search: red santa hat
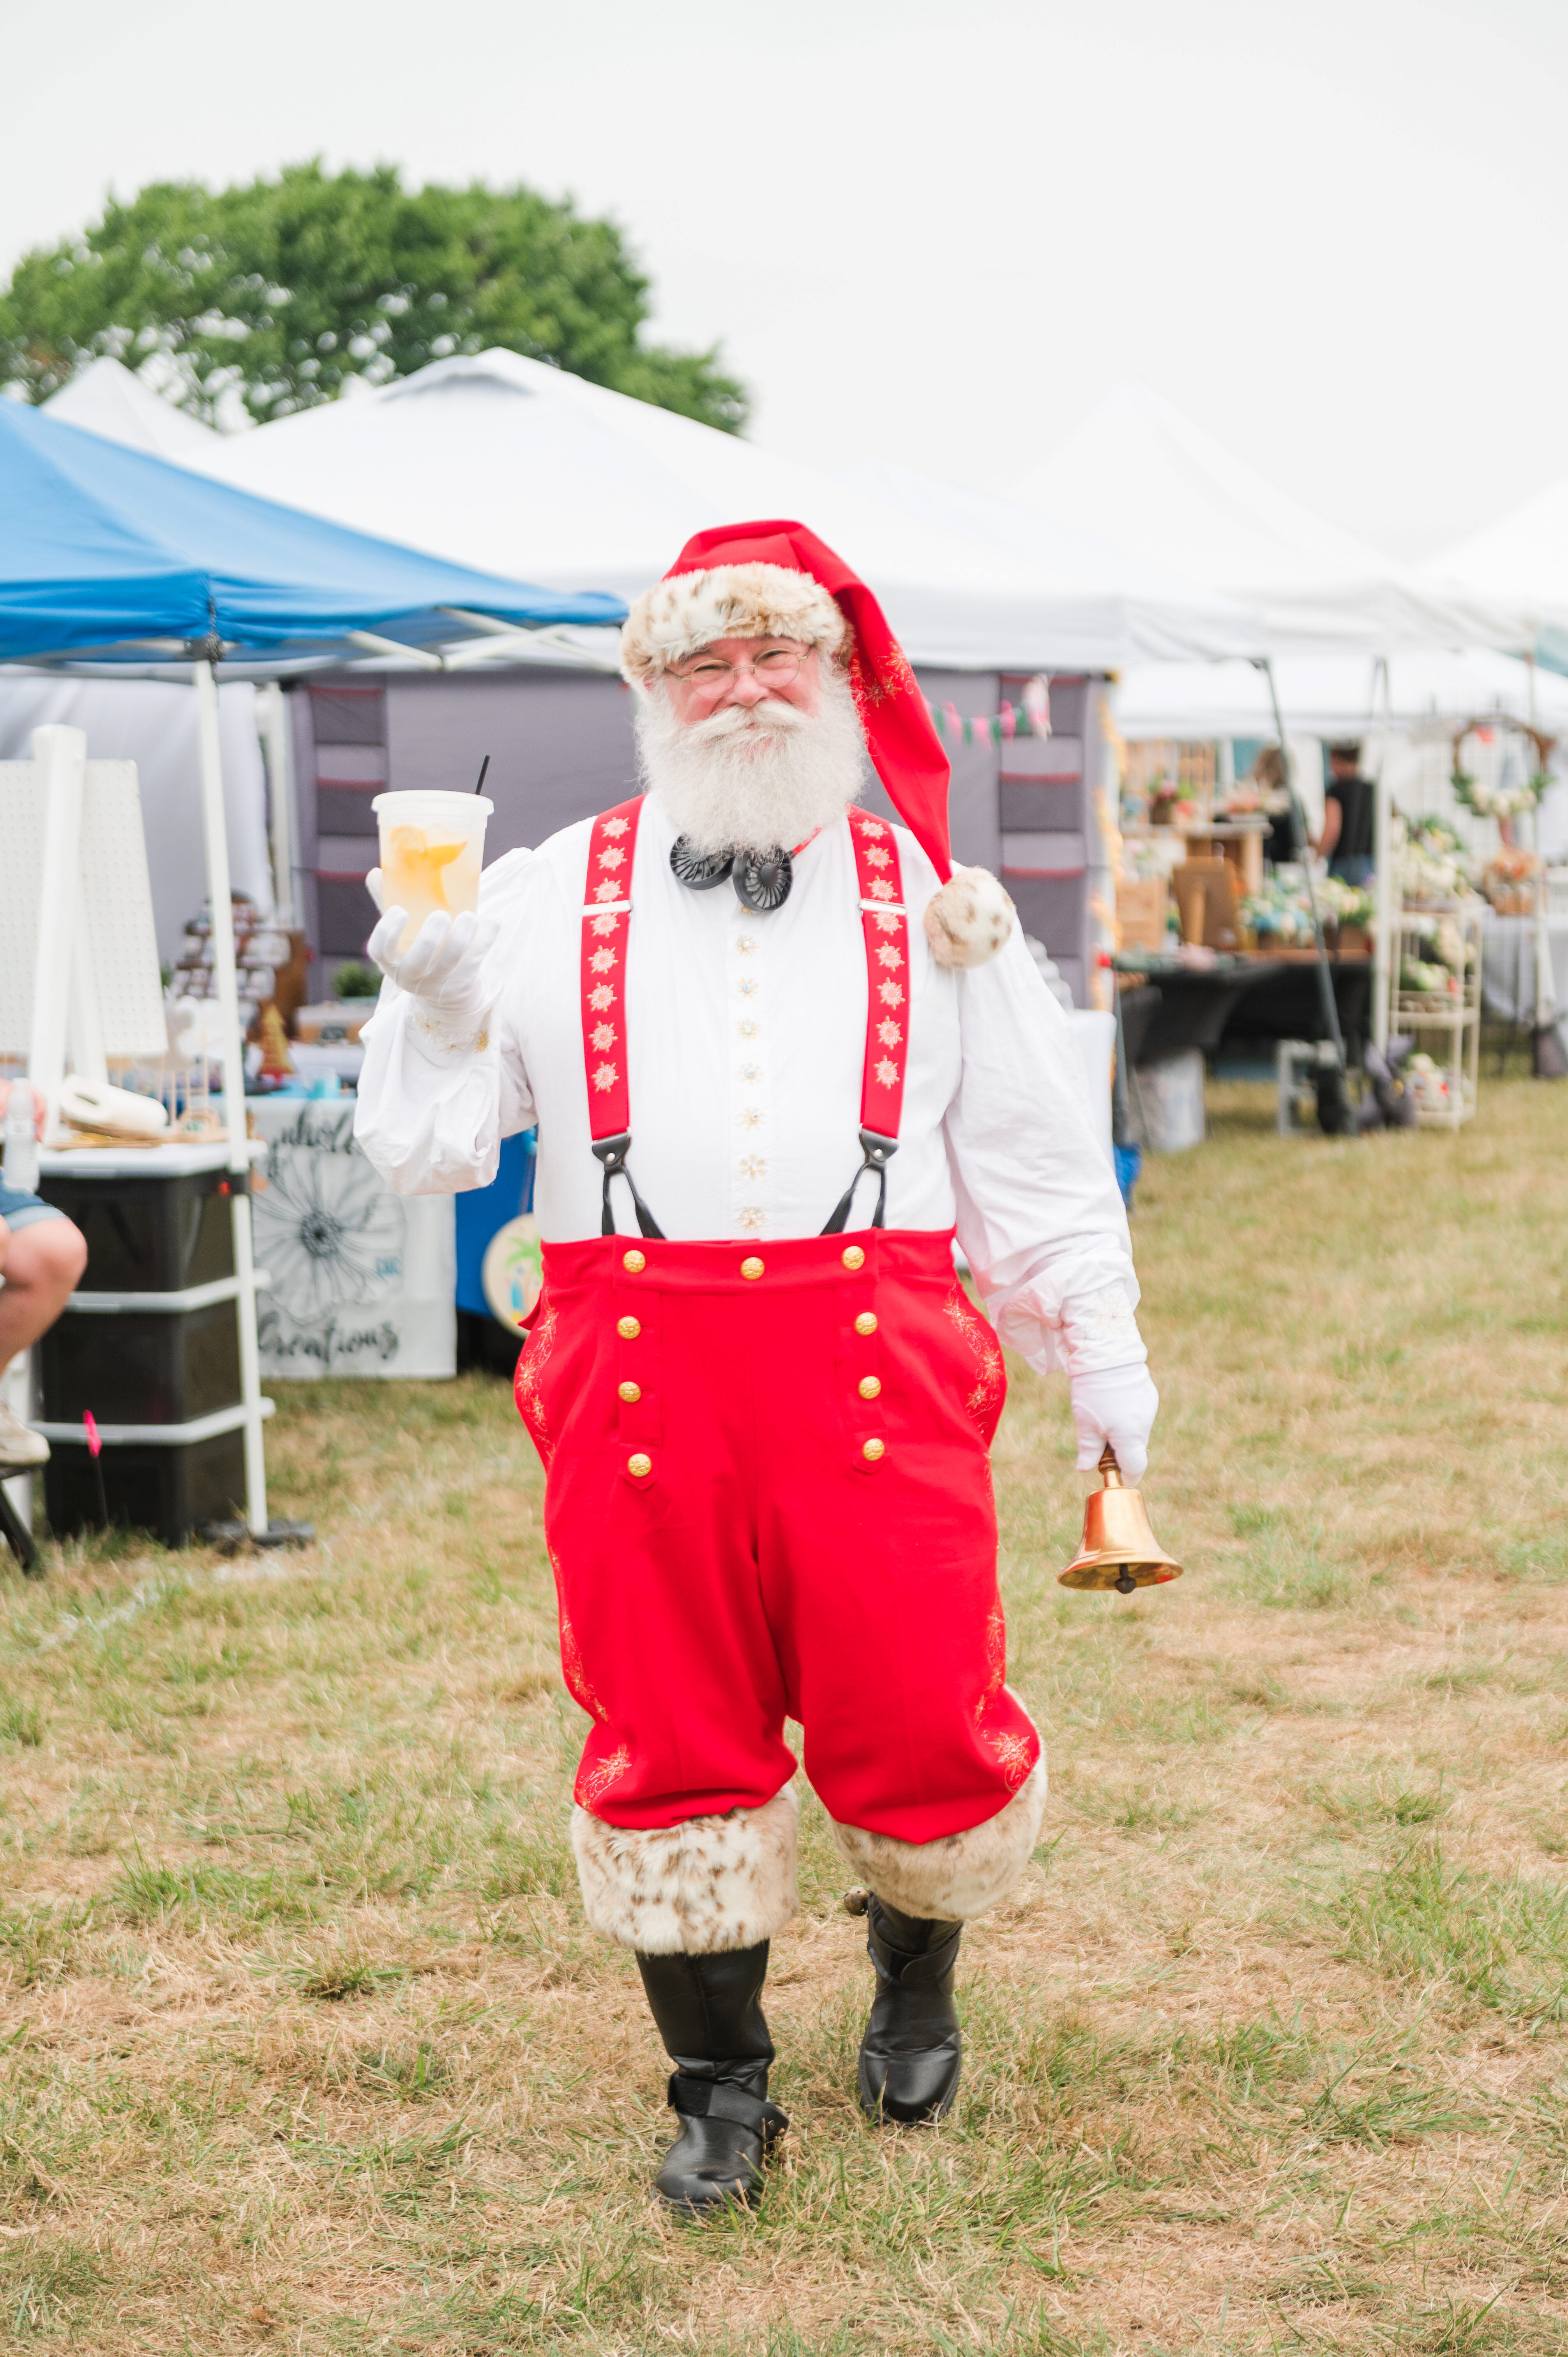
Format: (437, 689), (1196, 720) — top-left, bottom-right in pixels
(620, 519), (954, 884)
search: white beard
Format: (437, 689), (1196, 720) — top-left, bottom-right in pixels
(634, 661), (869, 854)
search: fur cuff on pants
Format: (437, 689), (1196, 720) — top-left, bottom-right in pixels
(571, 1788), (799, 1955)
(831, 1753), (1047, 1921)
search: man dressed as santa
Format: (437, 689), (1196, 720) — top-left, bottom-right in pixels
(355, 522), (1158, 2217)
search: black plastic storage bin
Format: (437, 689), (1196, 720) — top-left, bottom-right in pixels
(37, 1167), (236, 1292)
(43, 1429), (247, 1548)
(33, 1152), (252, 1551)
(39, 1299), (242, 1427)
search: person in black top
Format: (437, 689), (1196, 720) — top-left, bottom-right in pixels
(1316, 741), (1375, 884)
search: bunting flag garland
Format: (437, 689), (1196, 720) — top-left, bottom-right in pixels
(925, 675), (1051, 749)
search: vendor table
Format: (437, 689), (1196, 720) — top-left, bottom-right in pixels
(247, 1097), (455, 1378)
(1117, 955), (1374, 1063)
(1480, 912), (1568, 1026)
(1128, 972), (1257, 1066)
(1220, 957), (1373, 1055)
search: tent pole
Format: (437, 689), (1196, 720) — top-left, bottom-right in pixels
(1526, 654), (1558, 1056)
(256, 682), (297, 928)
(1372, 656), (1393, 1053)
(194, 661), (268, 1538)
(1257, 657), (1351, 1097)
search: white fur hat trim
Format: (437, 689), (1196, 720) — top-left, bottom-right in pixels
(620, 562), (848, 683)
(924, 866), (1015, 970)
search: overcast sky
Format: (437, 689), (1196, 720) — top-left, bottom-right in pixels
(4, 0), (1564, 560)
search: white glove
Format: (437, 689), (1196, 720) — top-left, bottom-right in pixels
(367, 903), (498, 1050)
(1069, 1362), (1159, 1486)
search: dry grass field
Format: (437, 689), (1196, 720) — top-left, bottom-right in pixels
(4, 1078), (1568, 2355)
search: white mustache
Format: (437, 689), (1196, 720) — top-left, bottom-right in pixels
(689, 697), (808, 742)
(634, 660), (868, 857)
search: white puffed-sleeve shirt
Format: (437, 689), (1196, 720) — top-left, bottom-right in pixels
(353, 798), (1142, 1375)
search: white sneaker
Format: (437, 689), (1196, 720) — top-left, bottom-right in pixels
(0, 1399), (49, 1468)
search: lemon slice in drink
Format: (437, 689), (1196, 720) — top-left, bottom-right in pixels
(385, 825), (466, 912)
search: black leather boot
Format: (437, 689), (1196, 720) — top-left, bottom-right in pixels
(857, 1894), (963, 2125)
(635, 1942), (788, 2216)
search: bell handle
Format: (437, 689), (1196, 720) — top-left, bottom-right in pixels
(1098, 1441), (1125, 1489)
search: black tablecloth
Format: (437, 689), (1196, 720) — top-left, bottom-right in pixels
(1119, 960), (1372, 1064)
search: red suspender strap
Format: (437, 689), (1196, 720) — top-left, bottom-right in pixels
(579, 798), (664, 1240)
(847, 810), (909, 1142)
(820, 810), (910, 1235)
(580, 798), (642, 1141)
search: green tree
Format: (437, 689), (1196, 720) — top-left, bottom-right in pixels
(0, 161), (747, 432)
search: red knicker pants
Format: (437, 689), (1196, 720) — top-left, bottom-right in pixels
(515, 1228), (1040, 1845)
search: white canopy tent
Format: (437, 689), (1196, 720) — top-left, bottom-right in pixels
(839, 458), (1266, 664)
(1115, 648), (1568, 741)
(162, 348), (1269, 673)
(1116, 648), (1568, 860)
(1116, 641), (1568, 859)
(1014, 382), (1527, 658)
(45, 355), (223, 465)
(1429, 485), (1568, 677)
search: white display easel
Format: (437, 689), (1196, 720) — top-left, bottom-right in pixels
(0, 728), (169, 1087)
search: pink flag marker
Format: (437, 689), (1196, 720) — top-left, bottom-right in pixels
(82, 1410), (110, 1530)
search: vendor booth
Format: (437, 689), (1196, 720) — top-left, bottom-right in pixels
(1009, 389), (1567, 1130)
(0, 399), (623, 1550)
(1105, 654), (1568, 1127)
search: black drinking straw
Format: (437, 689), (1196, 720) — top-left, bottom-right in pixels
(475, 756), (491, 793)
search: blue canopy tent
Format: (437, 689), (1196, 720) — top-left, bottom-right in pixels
(0, 396), (623, 666)
(0, 398), (627, 1542)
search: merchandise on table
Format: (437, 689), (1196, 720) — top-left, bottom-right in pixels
(1481, 845), (1541, 915)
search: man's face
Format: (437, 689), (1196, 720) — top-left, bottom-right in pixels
(1330, 755), (1358, 779)
(633, 626), (862, 855)
(663, 636), (821, 730)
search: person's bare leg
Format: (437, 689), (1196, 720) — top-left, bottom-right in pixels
(0, 1217), (87, 1375)
(0, 1216), (85, 1467)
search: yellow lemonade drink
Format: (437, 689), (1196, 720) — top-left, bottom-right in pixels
(373, 790), (493, 953)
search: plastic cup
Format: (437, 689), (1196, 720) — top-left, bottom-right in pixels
(373, 790), (493, 953)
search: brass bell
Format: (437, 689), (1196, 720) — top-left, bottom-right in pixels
(1058, 1444), (1183, 1595)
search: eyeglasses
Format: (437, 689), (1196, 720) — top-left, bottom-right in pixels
(666, 646), (807, 691)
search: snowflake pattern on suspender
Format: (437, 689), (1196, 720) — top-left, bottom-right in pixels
(846, 811), (910, 1140)
(579, 802), (642, 1145)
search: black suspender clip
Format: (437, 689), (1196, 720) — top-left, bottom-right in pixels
(820, 1128), (899, 1236)
(591, 1132), (666, 1240)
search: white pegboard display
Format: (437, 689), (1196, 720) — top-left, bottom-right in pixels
(0, 762), (43, 1062)
(0, 757), (167, 1061)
